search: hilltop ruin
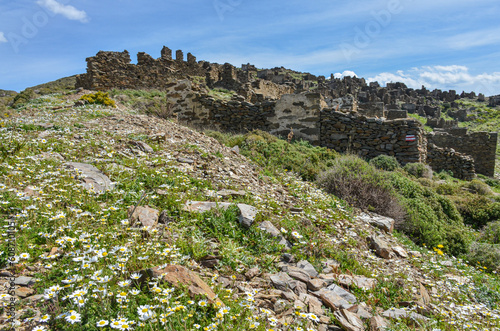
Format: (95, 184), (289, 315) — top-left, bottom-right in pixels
(76, 47), (498, 179)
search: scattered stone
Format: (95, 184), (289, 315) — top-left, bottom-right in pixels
(230, 145), (240, 154)
(128, 206), (159, 229)
(281, 253), (295, 263)
(237, 204), (257, 228)
(23, 186), (40, 197)
(357, 212), (395, 233)
(307, 278), (327, 291)
(417, 284), (431, 305)
(270, 272), (296, 292)
(295, 281), (308, 295)
(370, 315), (389, 330)
(259, 221), (281, 237)
(409, 250), (422, 258)
(439, 260), (453, 267)
(199, 255), (220, 268)
(0, 270), (13, 277)
(139, 265), (222, 305)
(65, 162), (115, 193)
(245, 267), (260, 280)
(324, 284), (357, 304)
(15, 287), (34, 298)
(333, 309), (364, 331)
(37, 152), (65, 161)
(14, 276), (34, 286)
(382, 308), (428, 321)
(129, 140), (154, 153)
(177, 157), (195, 164)
(367, 235), (395, 259)
(337, 275), (377, 291)
(392, 246), (408, 258)
(290, 207), (303, 213)
(217, 189), (246, 197)
(318, 291), (353, 310)
(288, 267), (311, 283)
(296, 260), (319, 278)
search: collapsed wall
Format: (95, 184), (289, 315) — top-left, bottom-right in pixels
(426, 144), (476, 180)
(76, 48), (217, 91)
(427, 129), (497, 177)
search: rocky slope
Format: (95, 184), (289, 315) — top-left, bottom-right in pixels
(0, 92), (499, 330)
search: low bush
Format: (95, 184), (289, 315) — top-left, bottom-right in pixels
(209, 129), (338, 181)
(12, 89), (36, 108)
(79, 91), (116, 107)
(390, 172), (470, 256)
(467, 179), (493, 196)
(404, 162), (433, 179)
(481, 221), (500, 244)
(466, 242), (500, 273)
(435, 182), (460, 195)
(457, 196), (500, 229)
(317, 155), (406, 222)
(369, 155), (400, 171)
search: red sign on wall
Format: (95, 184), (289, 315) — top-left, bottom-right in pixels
(406, 135), (416, 142)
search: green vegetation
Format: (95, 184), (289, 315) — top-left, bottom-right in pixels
(79, 91), (116, 107)
(403, 162), (433, 179)
(28, 75), (77, 95)
(12, 89), (37, 108)
(2, 90), (500, 330)
(208, 88), (235, 100)
(206, 129), (338, 181)
(369, 154), (400, 171)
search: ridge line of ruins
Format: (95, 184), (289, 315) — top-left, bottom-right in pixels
(76, 46), (500, 179)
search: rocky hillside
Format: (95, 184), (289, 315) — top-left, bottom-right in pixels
(0, 92), (499, 331)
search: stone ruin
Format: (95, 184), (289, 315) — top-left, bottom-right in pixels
(75, 46), (499, 179)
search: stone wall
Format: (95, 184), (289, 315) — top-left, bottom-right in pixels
(427, 129), (497, 177)
(427, 144), (475, 180)
(76, 49), (216, 91)
(320, 110), (427, 166)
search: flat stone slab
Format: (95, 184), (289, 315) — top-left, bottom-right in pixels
(324, 283), (357, 304)
(382, 308), (428, 321)
(65, 162), (115, 193)
(297, 260), (319, 278)
(357, 212), (395, 233)
(14, 276), (34, 286)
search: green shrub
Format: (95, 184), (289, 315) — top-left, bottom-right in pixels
(404, 162), (433, 179)
(317, 155), (406, 222)
(12, 89), (36, 108)
(457, 196), (500, 229)
(209, 129), (338, 181)
(482, 221), (500, 244)
(369, 155), (400, 171)
(467, 179), (493, 195)
(390, 172), (470, 256)
(79, 91), (116, 107)
(466, 242), (500, 273)
(435, 182), (460, 195)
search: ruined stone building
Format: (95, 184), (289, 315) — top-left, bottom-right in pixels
(76, 46), (498, 179)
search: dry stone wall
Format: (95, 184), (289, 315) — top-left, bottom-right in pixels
(320, 110), (426, 165)
(426, 144), (475, 180)
(427, 129), (497, 177)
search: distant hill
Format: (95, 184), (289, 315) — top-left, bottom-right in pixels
(27, 75), (77, 94)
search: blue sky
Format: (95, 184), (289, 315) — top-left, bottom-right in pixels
(1, 0), (500, 95)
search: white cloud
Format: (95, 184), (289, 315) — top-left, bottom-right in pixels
(36, 0), (89, 23)
(0, 32), (7, 43)
(334, 71), (357, 79)
(367, 66), (500, 96)
(446, 28), (500, 50)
